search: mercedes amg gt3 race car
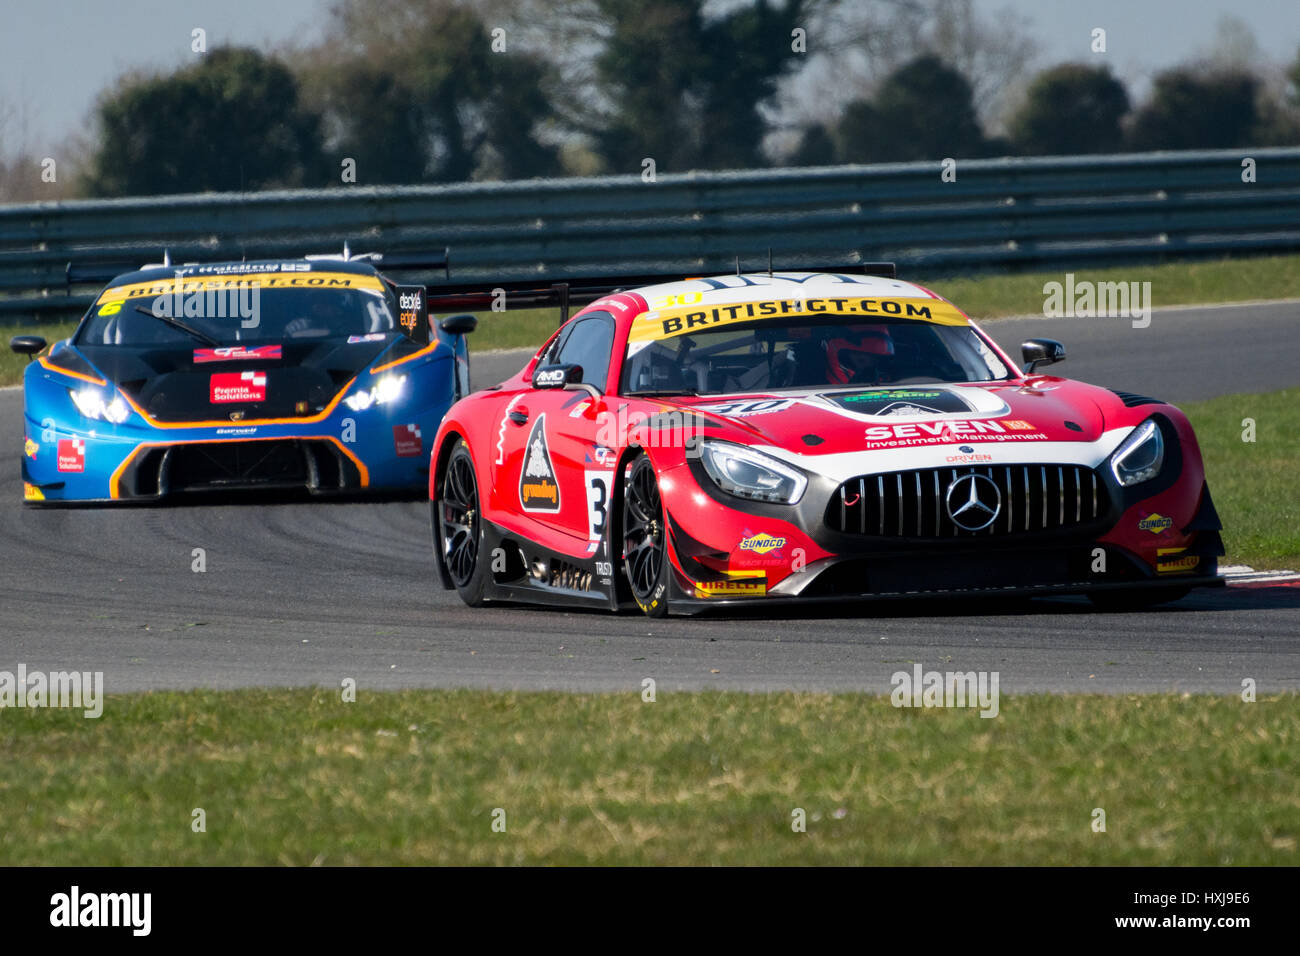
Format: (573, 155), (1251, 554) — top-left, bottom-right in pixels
(428, 264), (1224, 615)
(13, 251), (474, 502)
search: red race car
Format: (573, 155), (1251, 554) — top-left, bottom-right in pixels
(427, 265), (1224, 616)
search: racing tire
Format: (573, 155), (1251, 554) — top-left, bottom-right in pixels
(437, 439), (490, 607)
(1086, 586), (1192, 610)
(621, 454), (670, 618)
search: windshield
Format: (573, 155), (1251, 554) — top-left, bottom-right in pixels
(78, 283), (399, 347)
(621, 316), (1013, 395)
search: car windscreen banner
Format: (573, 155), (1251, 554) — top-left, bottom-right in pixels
(395, 285), (429, 344)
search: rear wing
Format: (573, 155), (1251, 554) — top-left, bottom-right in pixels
(65, 247), (451, 294)
(424, 261), (899, 325)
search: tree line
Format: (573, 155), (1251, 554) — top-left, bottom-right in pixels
(36, 0), (1300, 197)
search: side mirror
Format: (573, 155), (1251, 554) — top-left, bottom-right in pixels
(1021, 338), (1065, 375)
(532, 363), (583, 390)
(10, 336), (46, 361)
(439, 313), (477, 336)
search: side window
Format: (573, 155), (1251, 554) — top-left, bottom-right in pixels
(552, 313), (615, 387)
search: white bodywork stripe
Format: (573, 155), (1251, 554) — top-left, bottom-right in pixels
(751, 426), (1136, 482)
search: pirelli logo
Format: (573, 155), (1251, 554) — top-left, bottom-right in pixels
(1156, 547), (1200, 574)
(630, 297), (968, 342)
(694, 571), (767, 598)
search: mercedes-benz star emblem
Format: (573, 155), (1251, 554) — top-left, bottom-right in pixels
(945, 473), (1002, 531)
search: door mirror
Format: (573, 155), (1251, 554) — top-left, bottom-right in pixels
(1021, 338), (1065, 374)
(9, 336), (46, 361)
(439, 313), (477, 336)
(533, 363), (582, 390)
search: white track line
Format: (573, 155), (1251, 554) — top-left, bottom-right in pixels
(1222, 565), (1300, 585)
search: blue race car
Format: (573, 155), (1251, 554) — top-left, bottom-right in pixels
(12, 252), (475, 503)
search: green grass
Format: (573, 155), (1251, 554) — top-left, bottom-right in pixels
(920, 253), (1300, 321)
(456, 253), (1300, 352)
(1182, 388), (1300, 571)
(0, 320), (78, 387)
(1, 689), (1294, 865)
(465, 307), (562, 353)
(5, 255), (1300, 383)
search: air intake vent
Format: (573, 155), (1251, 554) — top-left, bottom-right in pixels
(1109, 390), (1161, 408)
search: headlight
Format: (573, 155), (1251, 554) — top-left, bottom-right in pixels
(69, 387), (129, 424)
(699, 440), (807, 504)
(343, 373), (407, 411)
(1109, 419), (1165, 486)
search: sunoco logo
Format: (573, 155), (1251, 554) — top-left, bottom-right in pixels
(738, 533), (786, 554)
(1138, 513), (1173, 534)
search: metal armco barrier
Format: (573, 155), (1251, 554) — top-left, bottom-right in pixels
(3, 147), (1299, 323)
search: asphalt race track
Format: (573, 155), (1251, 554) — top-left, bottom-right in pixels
(2, 301), (1298, 694)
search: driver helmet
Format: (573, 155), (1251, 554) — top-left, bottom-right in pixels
(825, 325), (894, 384)
(285, 289), (351, 336)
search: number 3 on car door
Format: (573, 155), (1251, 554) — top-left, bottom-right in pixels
(585, 471), (610, 545)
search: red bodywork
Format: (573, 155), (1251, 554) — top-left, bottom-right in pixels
(429, 286), (1221, 612)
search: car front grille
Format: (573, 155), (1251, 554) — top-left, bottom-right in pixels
(826, 464), (1109, 538)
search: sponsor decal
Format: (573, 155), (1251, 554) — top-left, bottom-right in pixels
(394, 285), (428, 344)
(519, 415), (560, 512)
(847, 389), (944, 401)
(865, 418), (1046, 447)
(393, 424), (422, 458)
(535, 368), (567, 388)
(1157, 547), (1200, 574)
(569, 400), (591, 418)
(584, 444), (616, 467)
(24, 437), (38, 460)
(96, 271), (385, 304)
(738, 533), (787, 555)
(23, 482), (44, 501)
(216, 427), (257, 436)
(495, 396), (525, 465)
(699, 398), (795, 418)
(695, 571), (767, 598)
(945, 452), (993, 464)
(347, 333), (387, 344)
(193, 345), (281, 364)
(1138, 513), (1174, 534)
(830, 388), (970, 417)
(630, 296), (969, 342)
(193, 262), (310, 275)
(210, 371), (267, 403)
(398, 293), (420, 331)
(877, 402), (945, 416)
(57, 438), (85, 473)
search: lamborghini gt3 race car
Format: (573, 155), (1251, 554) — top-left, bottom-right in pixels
(14, 252), (473, 502)
(428, 265), (1224, 615)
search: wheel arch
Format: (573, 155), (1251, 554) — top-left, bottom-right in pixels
(429, 428), (468, 590)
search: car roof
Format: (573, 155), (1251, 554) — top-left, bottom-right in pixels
(629, 271), (937, 304)
(103, 257), (381, 288)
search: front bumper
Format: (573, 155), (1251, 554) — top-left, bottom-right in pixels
(657, 444), (1223, 610)
(21, 408), (446, 502)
